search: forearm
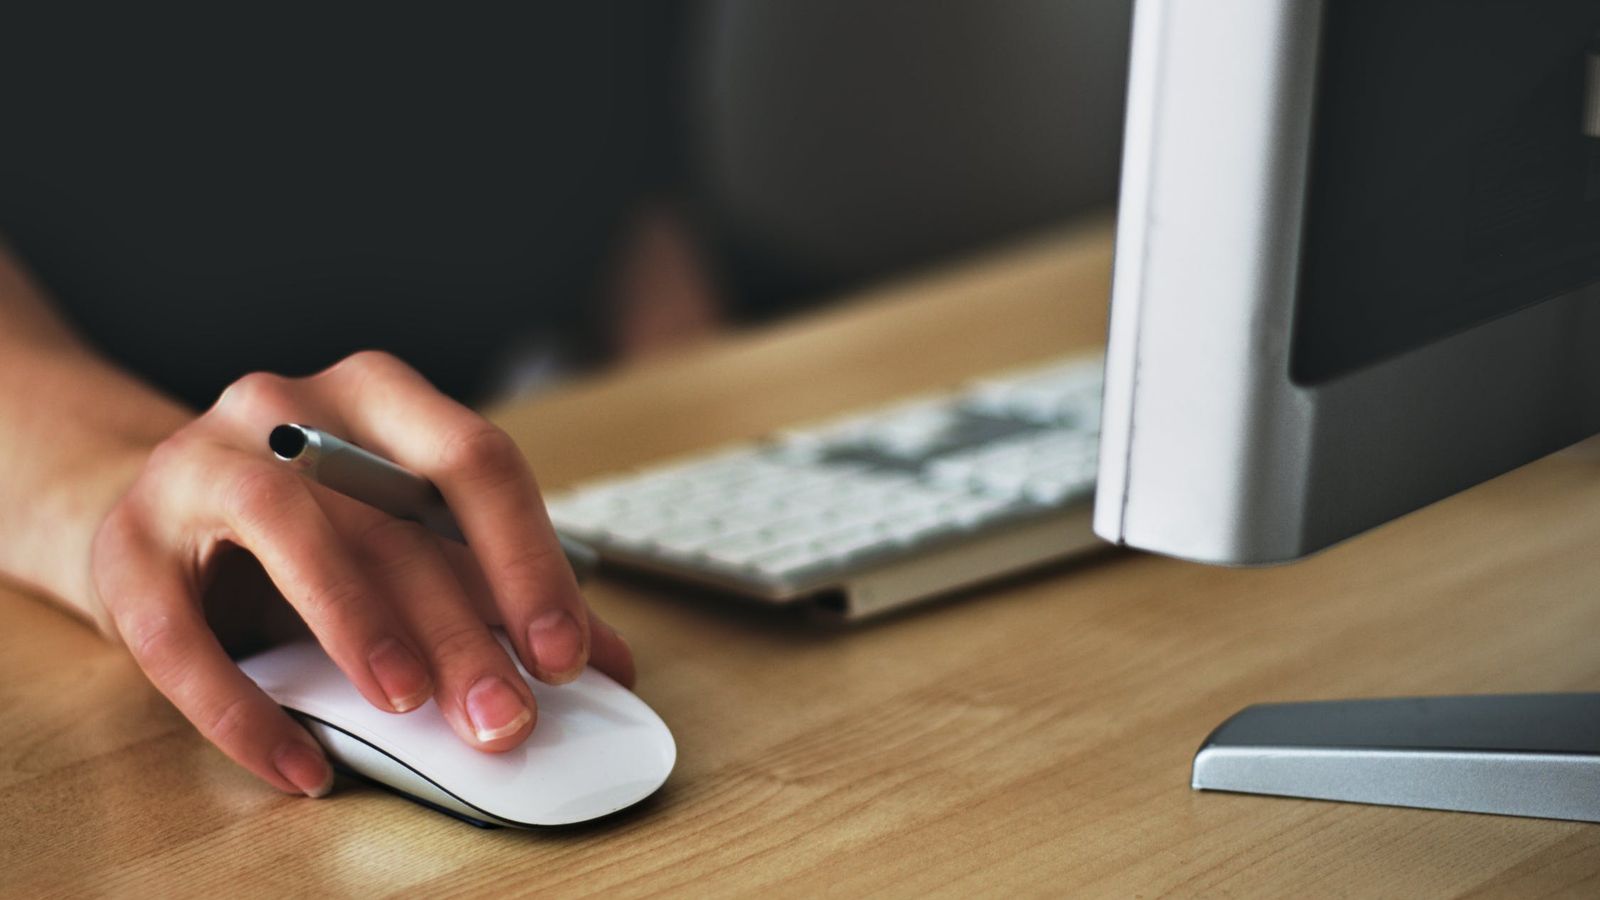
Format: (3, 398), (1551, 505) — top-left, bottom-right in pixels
(0, 242), (191, 631)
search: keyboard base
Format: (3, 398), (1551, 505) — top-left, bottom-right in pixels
(597, 503), (1104, 621)
(816, 504), (1103, 620)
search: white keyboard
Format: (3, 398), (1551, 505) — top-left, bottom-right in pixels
(546, 353), (1107, 620)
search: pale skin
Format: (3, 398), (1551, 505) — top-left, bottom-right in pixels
(0, 208), (721, 799)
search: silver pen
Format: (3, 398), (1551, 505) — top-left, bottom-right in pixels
(268, 423), (599, 579)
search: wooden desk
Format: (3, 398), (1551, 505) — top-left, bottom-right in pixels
(8, 222), (1600, 897)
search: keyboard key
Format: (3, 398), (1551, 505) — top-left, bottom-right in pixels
(883, 511), (955, 545)
(808, 525), (893, 563)
(1027, 477), (1090, 505)
(749, 544), (834, 580)
(596, 522), (662, 548)
(942, 496), (1020, 528)
(651, 522), (729, 556)
(704, 535), (783, 569)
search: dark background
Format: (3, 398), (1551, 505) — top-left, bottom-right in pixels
(0, 2), (1132, 406)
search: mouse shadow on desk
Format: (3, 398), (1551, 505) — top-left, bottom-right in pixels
(593, 548), (1130, 641)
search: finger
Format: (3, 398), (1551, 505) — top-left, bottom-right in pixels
(207, 370), (337, 448)
(585, 609), (636, 689)
(94, 511), (333, 797)
(315, 351), (590, 684)
(323, 495), (539, 751)
(436, 539), (637, 688)
(162, 440), (433, 716)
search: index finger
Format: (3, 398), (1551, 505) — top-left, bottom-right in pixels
(312, 351), (591, 684)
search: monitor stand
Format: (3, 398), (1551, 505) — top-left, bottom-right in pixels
(1192, 694), (1600, 822)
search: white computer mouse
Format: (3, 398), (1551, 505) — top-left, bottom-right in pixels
(238, 632), (675, 827)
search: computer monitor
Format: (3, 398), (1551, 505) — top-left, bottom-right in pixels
(1094, 0), (1600, 821)
(1096, 0), (1600, 566)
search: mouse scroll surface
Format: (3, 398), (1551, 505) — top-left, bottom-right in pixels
(238, 635), (675, 827)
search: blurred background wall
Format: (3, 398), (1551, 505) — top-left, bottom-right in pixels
(691, 0), (1132, 320)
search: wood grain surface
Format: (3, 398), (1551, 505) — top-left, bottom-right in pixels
(7, 221), (1600, 898)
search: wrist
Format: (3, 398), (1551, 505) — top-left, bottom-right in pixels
(23, 438), (163, 636)
(0, 346), (192, 635)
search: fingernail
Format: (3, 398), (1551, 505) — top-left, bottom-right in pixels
(465, 676), (532, 743)
(527, 609), (584, 681)
(368, 638), (432, 712)
(274, 741), (334, 798)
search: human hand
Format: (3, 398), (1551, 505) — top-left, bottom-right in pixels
(90, 351), (634, 797)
